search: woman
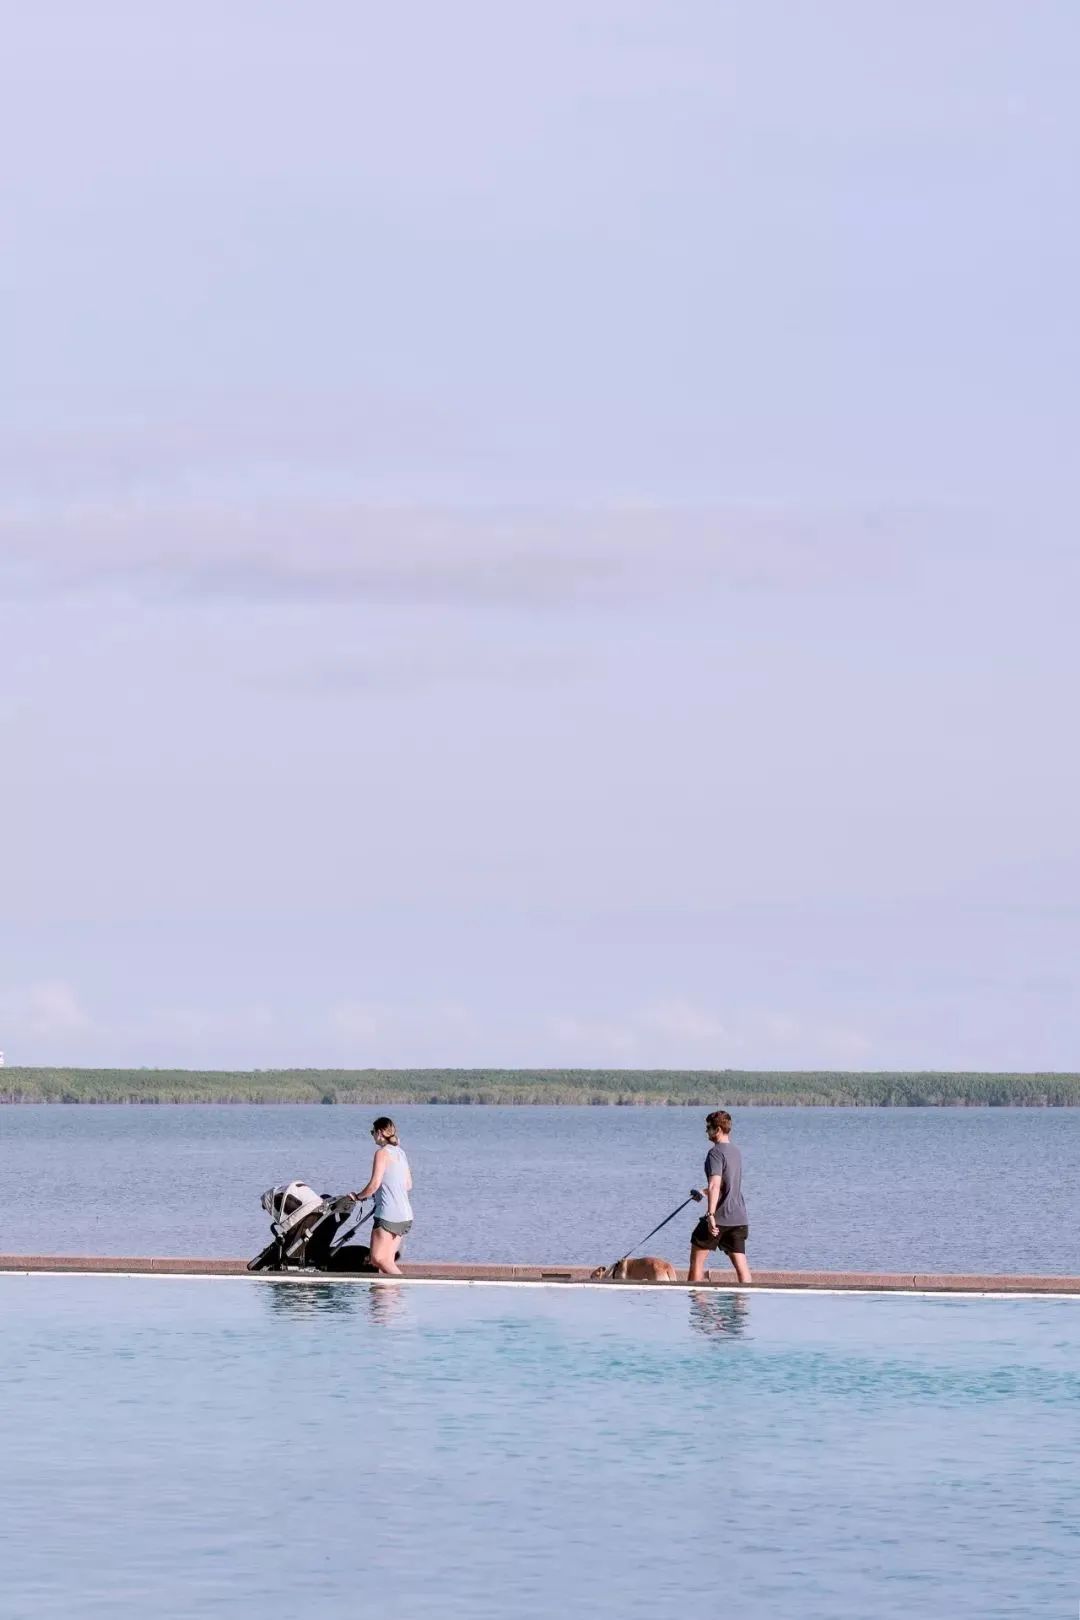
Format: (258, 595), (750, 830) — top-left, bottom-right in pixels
(352, 1117), (413, 1276)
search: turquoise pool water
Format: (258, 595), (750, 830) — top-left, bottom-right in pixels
(1, 1278), (1077, 1618)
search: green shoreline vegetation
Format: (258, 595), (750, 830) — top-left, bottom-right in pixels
(2, 1067), (1080, 1106)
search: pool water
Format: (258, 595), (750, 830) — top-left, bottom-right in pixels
(1, 1278), (1077, 1618)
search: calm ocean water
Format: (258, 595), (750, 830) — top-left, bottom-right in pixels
(2, 1276), (1077, 1619)
(1, 1103), (1078, 1271)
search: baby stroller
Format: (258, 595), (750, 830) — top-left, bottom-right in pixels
(247, 1182), (388, 1273)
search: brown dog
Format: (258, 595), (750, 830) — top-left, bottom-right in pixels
(590, 1256), (678, 1283)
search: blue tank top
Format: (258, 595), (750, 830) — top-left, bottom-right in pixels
(374, 1145), (413, 1223)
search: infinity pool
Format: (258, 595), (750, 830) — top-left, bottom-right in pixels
(1, 1278), (1077, 1618)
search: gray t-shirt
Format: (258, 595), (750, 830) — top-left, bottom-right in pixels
(705, 1141), (747, 1226)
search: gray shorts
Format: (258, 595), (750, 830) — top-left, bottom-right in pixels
(374, 1218), (412, 1237)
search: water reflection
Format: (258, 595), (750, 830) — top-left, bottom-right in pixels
(688, 1289), (750, 1340)
(264, 1280), (360, 1318)
(262, 1277), (410, 1325)
(365, 1281), (408, 1326)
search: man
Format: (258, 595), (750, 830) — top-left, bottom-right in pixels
(688, 1109), (751, 1284)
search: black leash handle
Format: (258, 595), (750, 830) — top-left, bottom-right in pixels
(611, 1193), (698, 1272)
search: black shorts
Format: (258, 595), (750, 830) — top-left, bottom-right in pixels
(691, 1218), (749, 1255)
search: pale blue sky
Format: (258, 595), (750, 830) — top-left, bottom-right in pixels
(2, 2), (1078, 1069)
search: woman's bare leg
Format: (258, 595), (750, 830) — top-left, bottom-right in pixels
(368, 1227), (403, 1276)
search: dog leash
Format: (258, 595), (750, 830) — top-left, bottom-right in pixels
(606, 1194), (699, 1277)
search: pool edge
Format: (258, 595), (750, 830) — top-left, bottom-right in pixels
(1, 1256), (1078, 1294)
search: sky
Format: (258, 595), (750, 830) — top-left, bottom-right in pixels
(1, 2), (1078, 1071)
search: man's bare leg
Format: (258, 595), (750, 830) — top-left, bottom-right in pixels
(729, 1252), (752, 1285)
(688, 1244), (710, 1283)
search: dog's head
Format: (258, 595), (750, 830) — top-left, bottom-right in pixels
(591, 1260), (627, 1281)
(589, 1265), (608, 1280)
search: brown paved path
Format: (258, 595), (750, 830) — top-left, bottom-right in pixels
(1, 1255), (1078, 1291)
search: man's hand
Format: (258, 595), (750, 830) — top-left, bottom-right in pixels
(690, 1189), (704, 1202)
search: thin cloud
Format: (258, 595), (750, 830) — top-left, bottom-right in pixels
(0, 980), (91, 1045)
(548, 1001), (873, 1068)
(327, 999), (476, 1064)
(260, 644), (589, 698)
(0, 500), (906, 610)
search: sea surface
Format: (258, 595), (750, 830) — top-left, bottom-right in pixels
(2, 1276), (1078, 1619)
(1, 1103), (1078, 1272)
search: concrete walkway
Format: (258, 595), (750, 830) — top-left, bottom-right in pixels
(2, 1255), (1079, 1292)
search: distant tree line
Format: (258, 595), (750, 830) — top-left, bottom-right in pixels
(2, 1067), (1080, 1105)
